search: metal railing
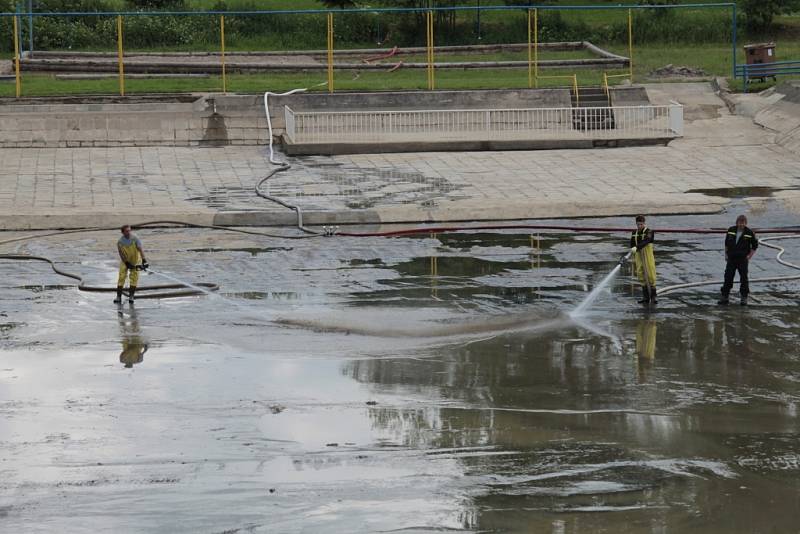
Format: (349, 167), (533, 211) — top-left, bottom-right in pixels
(735, 60), (800, 92)
(284, 104), (683, 144)
(1, 3), (737, 98)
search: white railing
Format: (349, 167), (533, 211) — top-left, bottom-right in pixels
(284, 104), (683, 144)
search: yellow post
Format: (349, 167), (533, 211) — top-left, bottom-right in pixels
(628, 8), (634, 82)
(13, 15), (21, 98)
(327, 12), (334, 93)
(426, 11), (435, 90)
(573, 74), (579, 105)
(220, 15), (227, 94)
(534, 8), (538, 88)
(116, 15), (125, 96)
(527, 9), (532, 88)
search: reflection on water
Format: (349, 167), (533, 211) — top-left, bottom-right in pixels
(3, 221), (800, 532)
(636, 318), (657, 382)
(117, 306), (148, 368)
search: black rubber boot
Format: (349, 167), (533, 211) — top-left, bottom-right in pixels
(740, 294), (748, 306)
(717, 293), (729, 305)
(113, 287), (123, 304)
(649, 286), (657, 304)
(638, 287), (650, 304)
(128, 286), (136, 304)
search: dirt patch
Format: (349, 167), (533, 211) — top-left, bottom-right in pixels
(650, 64), (709, 78)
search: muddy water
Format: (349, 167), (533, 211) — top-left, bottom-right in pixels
(1, 210), (800, 533)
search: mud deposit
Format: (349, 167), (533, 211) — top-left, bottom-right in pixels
(1, 210), (800, 533)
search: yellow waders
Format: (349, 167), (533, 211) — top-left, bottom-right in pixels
(633, 234), (657, 287)
(117, 241), (141, 287)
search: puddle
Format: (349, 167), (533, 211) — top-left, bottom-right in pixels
(3, 216), (800, 532)
(188, 247), (293, 256)
(686, 186), (800, 198)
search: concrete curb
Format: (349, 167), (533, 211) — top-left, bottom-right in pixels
(0, 197), (729, 231)
(283, 137), (673, 156)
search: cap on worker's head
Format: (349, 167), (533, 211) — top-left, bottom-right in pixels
(736, 214), (748, 224)
(635, 215), (646, 223)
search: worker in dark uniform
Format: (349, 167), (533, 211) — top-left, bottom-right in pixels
(719, 214), (758, 305)
(630, 215), (657, 304)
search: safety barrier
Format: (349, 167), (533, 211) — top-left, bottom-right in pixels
(735, 60), (800, 92)
(284, 103), (683, 144)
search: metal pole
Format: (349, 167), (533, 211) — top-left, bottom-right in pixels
(628, 8), (633, 82)
(427, 10), (435, 90)
(27, 0), (32, 54)
(476, 0), (481, 41)
(731, 3), (737, 82)
(220, 15), (227, 94)
(527, 9), (532, 89)
(116, 15), (124, 96)
(573, 74), (579, 105)
(534, 8), (538, 88)
(327, 12), (334, 93)
(13, 15), (21, 98)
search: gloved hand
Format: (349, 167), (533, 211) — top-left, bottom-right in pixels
(141, 262), (149, 271)
(619, 253), (630, 265)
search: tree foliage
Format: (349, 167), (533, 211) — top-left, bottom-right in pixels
(319, 0), (359, 8)
(741, 0), (800, 31)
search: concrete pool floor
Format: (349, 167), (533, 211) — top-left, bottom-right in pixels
(1, 207), (799, 532)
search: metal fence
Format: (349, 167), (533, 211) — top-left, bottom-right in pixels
(735, 60), (800, 92)
(284, 104), (683, 144)
(0, 3), (738, 98)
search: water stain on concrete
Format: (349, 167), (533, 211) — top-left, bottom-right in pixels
(200, 112), (230, 147)
(686, 185), (800, 198)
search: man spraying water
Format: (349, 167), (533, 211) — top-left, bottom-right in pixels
(630, 215), (657, 305)
(114, 224), (148, 304)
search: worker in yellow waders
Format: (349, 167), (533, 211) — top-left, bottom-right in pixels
(115, 224), (148, 304)
(630, 215), (657, 304)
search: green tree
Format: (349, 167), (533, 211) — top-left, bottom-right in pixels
(741, 0), (800, 32)
(320, 0), (359, 8)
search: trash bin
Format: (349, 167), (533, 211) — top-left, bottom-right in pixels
(744, 42), (777, 82)
(745, 42), (776, 64)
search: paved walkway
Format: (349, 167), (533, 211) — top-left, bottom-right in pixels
(1, 83), (800, 230)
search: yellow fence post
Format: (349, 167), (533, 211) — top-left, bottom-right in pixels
(426, 10), (435, 90)
(327, 12), (334, 93)
(534, 8), (538, 88)
(220, 15), (227, 94)
(573, 74), (579, 105)
(116, 15), (125, 96)
(13, 15), (21, 98)
(628, 8), (634, 82)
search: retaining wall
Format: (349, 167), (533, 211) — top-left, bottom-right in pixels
(0, 87), (646, 149)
